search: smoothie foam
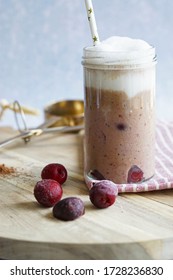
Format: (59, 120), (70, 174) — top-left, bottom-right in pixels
(84, 36), (155, 65)
(83, 36), (156, 98)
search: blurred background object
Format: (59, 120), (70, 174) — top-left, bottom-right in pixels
(0, 0), (172, 128)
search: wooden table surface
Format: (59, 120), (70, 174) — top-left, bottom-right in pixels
(0, 126), (173, 260)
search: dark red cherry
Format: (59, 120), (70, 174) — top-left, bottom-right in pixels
(127, 165), (144, 183)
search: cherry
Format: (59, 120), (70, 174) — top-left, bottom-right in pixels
(41, 163), (67, 185)
(127, 165), (144, 183)
(116, 123), (127, 131)
(89, 180), (118, 209)
(34, 179), (62, 207)
(53, 197), (85, 221)
(90, 169), (105, 180)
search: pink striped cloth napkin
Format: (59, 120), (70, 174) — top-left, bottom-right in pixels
(118, 120), (173, 192)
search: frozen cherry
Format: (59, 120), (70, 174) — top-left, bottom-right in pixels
(127, 165), (144, 183)
(34, 179), (62, 207)
(116, 123), (127, 131)
(41, 163), (67, 185)
(89, 180), (118, 209)
(53, 197), (85, 221)
(90, 169), (105, 180)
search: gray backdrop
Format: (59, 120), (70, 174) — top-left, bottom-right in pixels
(0, 0), (172, 127)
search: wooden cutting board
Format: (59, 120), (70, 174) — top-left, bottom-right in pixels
(0, 126), (173, 260)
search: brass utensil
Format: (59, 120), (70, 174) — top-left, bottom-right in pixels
(44, 99), (84, 127)
(0, 99), (85, 149)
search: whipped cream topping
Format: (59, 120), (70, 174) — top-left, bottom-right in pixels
(86, 36), (151, 52)
(83, 36), (156, 67)
(82, 36), (156, 97)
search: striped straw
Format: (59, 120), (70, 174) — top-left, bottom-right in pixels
(84, 0), (100, 45)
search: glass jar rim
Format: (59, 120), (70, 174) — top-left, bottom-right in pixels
(82, 46), (157, 69)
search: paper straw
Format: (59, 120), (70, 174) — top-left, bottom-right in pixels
(84, 0), (100, 45)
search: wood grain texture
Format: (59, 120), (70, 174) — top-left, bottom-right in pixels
(0, 127), (173, 260)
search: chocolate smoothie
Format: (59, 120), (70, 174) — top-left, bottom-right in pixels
(82, 36), (156, 185)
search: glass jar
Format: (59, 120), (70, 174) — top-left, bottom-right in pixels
(82, 46), (157, 186)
